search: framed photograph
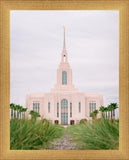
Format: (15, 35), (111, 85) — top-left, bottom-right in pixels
(0, 0), (129, 160)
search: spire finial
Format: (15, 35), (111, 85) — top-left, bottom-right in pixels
(63, 26), (65, 32)
(63, 26), (66, 49)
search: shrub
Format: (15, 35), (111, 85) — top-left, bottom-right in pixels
(29, 110), (40, 120)
(115, 119), (119, 124)
(10, 119), (64, 150)
(67, 118), (119, 150)
(79, 119), (87, 124)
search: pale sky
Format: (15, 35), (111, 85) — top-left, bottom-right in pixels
(10, 10), (119, 117)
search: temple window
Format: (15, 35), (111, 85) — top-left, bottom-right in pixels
(48, 102), (50, 113)
(57, 103), (59, 117)
(89, 103), (96, 116)
(33, 102), (40, 113)
(79, 102), (81, 112)
(70, 103), (72, 117)
(62, 71), (67, 85)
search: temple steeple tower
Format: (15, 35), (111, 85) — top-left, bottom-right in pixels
(51, 28), (78, 92)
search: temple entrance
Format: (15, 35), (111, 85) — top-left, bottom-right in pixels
(70, 120), (74, 125)
(61, 99), (68, 125)
(55, 120), (59, 124)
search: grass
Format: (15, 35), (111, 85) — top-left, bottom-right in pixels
(10, 118), (119, 150)
(10, 119), (64, 150)
(67, 118), (119, 150)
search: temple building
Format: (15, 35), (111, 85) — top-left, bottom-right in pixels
(26, 28), (103, 125)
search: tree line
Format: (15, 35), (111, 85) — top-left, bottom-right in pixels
(10, 102), (118, 121)
(10, 103), (40, 120)
(90, 103), (118, 122)
(10, 103), (27, 119)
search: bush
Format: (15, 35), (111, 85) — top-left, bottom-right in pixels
(79, 119), (87, 124)
(67, 118), (119, 150)
(10, 119), (64, 150)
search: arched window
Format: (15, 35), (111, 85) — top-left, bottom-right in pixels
(62, 71), (67, 85)
(61, 99), (68, 125)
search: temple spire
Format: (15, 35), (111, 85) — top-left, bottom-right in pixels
(61, 26), (68, 63)
(63, 26), (66, 49)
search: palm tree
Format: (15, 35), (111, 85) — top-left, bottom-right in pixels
(13, 105), (17, 119)
(93, 109), (99, 120)
(107, 105), (112, 119)
(99, 106), (105, 118)
(22, 108), (27, 119)
(111, 103), (118, 122)
(15, 105), (20, 119)
(90, 112), (95, 120)
(109, 103), (114, 120)
(90, 112), (93, 117)
(104, 107), (108, 119)
(107, 104), (111, 119)
(10, 103), (15, 119)
(19, 106), (23, 119)
(90, 110), (98, 120)
(29, 110), (40, 120)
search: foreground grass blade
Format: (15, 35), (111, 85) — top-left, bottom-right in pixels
(67, 118), (119, 150)
(10, 119), (64, 150)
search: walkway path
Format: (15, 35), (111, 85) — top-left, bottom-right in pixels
(47, 130), (78, 150)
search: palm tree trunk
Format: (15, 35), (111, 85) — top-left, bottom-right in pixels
(113, 109), (115, 123)
(102, 112), (104, 118)
(13, 109), (14, 119)
(104, 112), (105, 118)
(14, 110), (16, 119)
(108, 111), (110, 119)
(17, 111), (19, 119)
(23, 112), (25, 119)
(11, 109), (13, 119)
(17, 110), (18, 119)
(111, 110), (113, 120)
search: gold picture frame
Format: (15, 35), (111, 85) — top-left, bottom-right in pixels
(0, 0), (129, 159)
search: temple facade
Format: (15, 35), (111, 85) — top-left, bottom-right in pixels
(26, 28), (103, 125)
